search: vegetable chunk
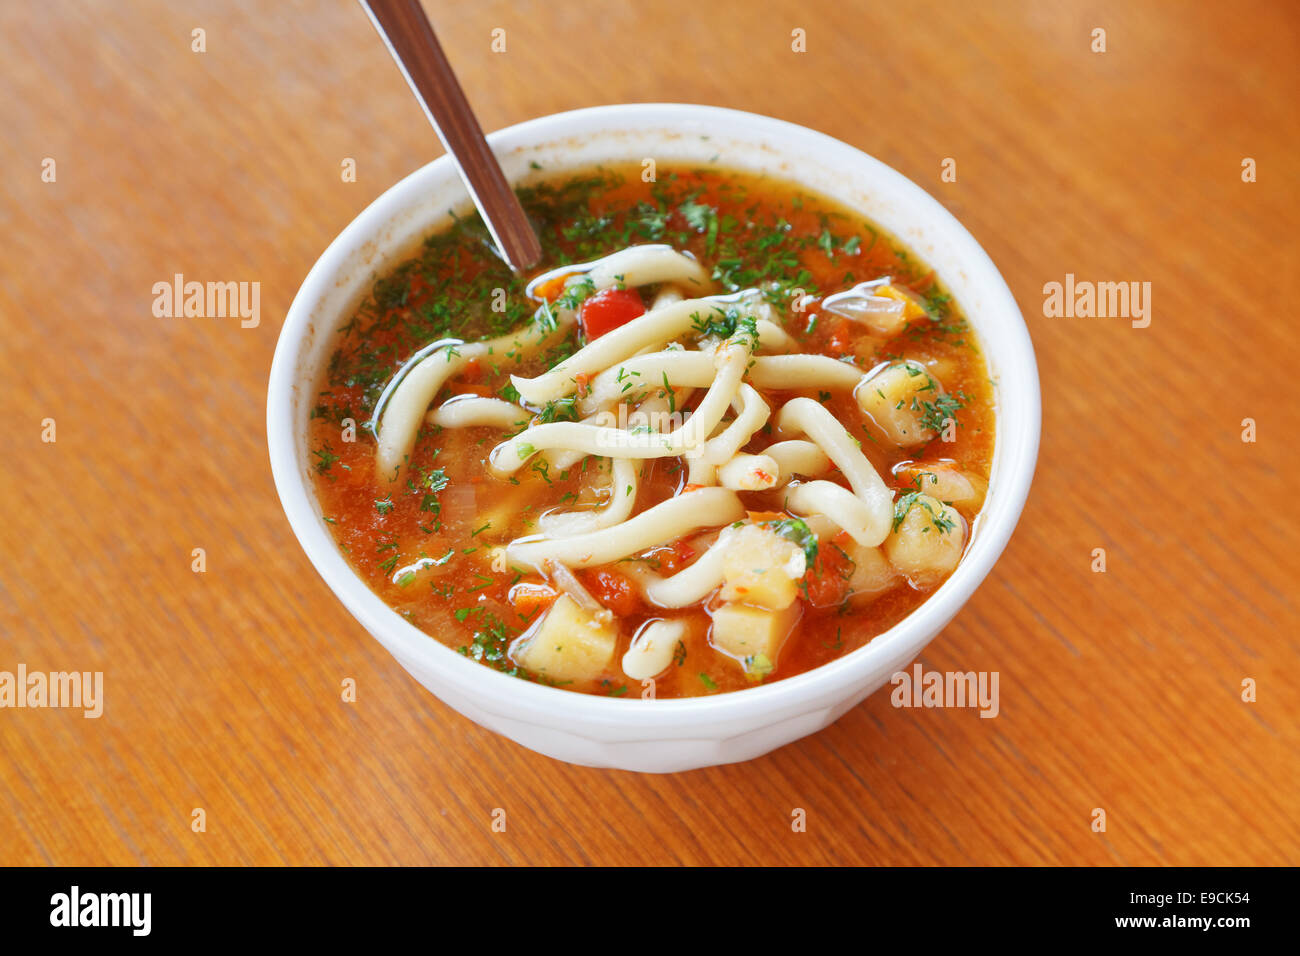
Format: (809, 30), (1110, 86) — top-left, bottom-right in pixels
(514, 594), (617, 682)
(884, 494), (965, 585)
(720, 524), (807, 610)
(894, 461), (987, 511)
(846, 543), (897, 601)
(709, 600), (801, 675)
(855, 361), (945, 447)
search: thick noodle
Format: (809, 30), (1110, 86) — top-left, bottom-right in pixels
(364, 241), (922, 679)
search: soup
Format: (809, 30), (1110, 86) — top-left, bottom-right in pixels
(308, 163), (994, 698)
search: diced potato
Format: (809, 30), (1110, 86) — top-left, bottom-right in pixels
(846, 543), (897, 601)
(883, 494), (966, 586)
(855, 361), (944, 447)
(893, 461), (987, 511)
(719, 524), (806, 610)
(513, 593), (617, 682)
(622, 618), (688, 681)
(709, 601), (802, 675)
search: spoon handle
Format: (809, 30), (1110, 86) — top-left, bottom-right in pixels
(361, 0), (543, 273)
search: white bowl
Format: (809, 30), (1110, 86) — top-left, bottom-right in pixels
(267, 104), (1039, 773)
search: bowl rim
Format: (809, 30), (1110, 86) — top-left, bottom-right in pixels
(267, 102), (1040, 727)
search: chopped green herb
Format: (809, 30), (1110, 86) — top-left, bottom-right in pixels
(764, 516), (819, 567)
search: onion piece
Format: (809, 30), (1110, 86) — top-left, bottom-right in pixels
(545, 559), (604, 615)
(821, 277), (908, 336)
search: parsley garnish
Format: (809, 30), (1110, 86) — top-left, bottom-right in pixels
(764, 517), (819, 567)
(893, 493), (957, 535)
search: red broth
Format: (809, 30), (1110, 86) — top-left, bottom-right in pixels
(308, 164), (994, 698)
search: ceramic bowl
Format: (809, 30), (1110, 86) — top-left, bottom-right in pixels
(267, 104), (1040, 772)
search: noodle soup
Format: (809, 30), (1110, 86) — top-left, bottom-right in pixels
(308, 164), (994, 698)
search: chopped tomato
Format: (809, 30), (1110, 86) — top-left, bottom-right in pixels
(671, 539), (697, 572)
(746, 509), (785, 524)
(578, 288), (645, 340)
(645, 538), (697, 575)
(579, 568), (641, 616)
(509, 582), (558, 619)
(803, 539), (855, 609)
(826, 316), (853, 353)
(461, 357), (483, 382)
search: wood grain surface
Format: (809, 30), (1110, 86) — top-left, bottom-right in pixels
(1, 0), (1297, 866)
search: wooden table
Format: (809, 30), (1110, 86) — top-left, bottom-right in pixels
(2, 0), (1296, 866)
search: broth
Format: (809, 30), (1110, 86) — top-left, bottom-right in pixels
(308, 163), (994, 698)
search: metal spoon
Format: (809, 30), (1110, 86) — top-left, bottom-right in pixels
(360, 0), (543, 272)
